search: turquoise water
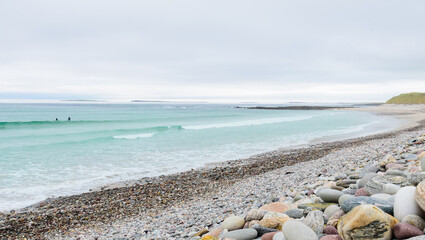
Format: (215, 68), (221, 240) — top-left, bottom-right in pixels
(0, 103), (401, 211)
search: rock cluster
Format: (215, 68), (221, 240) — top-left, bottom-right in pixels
(191, 134), (425, 240)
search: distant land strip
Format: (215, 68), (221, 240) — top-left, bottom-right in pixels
(236, 106), (355, 110)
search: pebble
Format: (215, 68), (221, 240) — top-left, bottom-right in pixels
(323, 205), (340, 218)
(354, 188), (369, 196)
(393, 222), (425, 239)
(394, 186), (425, 221)
(341, 196), (394, 214)
(221, 216), (245, 231)
(322, 225), (338, 235)
(357, 173), (377, 188)
(283, 209), (303, 219)
(416, 180), (425, 212)
(220, 229), (258, 240)
(303, 210), (324, 235)
(319, 236), (342, 240)
(260, 203), (290, 213)
(261, 232), (279, 240)
(246, 209), (268, 221)
(382, 183), (401, 194)
(272, 232), (285, 240)
(281, 221), (318, 240)
(338, 205), (397, 240)
(338, 194), (354, 205)
(402, 215), (425, 230)
(365, 175), (409, 195)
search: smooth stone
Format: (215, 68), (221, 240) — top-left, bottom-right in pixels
(246, 209), (268, 221)
(323, 205), (340, 218)
(319, 236), (342, 240)
(338, 205), (398, 240)
(405, 236), (425, 240)
(330, 186), (344, 191)
(323, 225), (338, 235)
(365, 175), (409, 195)
(317, 189), (343, 203)
(272, 232), (285, 240)
(418, 181), (425, 213)
(252, 225), (279, 236)
(357, 173), (377, 188)
(409, 173), (425, 185)
(221, 216), (246, 231)
(303, 210), (324, 235)
(283, 209), (303, 219)
(221, 229), (258, 240)
(393, 222), (425, 239)
(281, 220), (318, 240)
(259, 218), (279, 229)
(261, 202), (290, 213)
(209, 227), (224, 238)
(406, 154), (419, 161)
(386, 169), (409, 177)
(298, 203), (336, 212)
(341, 196), (394, 214)
(359, 164), (379, 178)
(261, 232), (278, 240)
(402, 215), (425, 230)
(338, 194), (354, 205)
(326, 210), (345, 227)
(355, 188), (370, 197)
(395, 186), (425, 221)
(382, 183), (401, 195)
(371, 193), (393, 203)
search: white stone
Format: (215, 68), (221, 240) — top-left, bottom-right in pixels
(382, 183), (400, 195)
(371, 193), (393, 202)
(324, 205), (341, 218)
(220, 229), (258, 240)
(273, 232), (286, 240)
(282, 220), (318, 240)
(221, 215), (245, 231)
(394, 186), (425, 221)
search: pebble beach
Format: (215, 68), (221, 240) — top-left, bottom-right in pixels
(1, 105), (425, 240)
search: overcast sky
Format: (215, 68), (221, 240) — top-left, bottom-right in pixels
(0, 1), (424, 102)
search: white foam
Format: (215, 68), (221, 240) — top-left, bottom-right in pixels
(183, 116), (313, 130)
(113, 133), (154, 139)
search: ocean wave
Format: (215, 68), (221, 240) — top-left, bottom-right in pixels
(113, 133), (154, 139)
(183, 116), (313, 130)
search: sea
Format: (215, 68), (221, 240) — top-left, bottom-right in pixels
(0, 102), (403, 211)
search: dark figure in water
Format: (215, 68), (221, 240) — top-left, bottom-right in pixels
(56, 118), (58, 121)
(68, 117), (71, 121)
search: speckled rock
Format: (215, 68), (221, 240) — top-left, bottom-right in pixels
(326, 210), (345, 227)
(282, 220), (318, 240)
(246, 209), (268, 221)
(221, 216), (245, 231)
(283, 209), (303, 219)
(355, 188), (370, 197)
(359, 164), (379, 178)
(395, 186), (425, 221)
(323, 205), (340, 218)
(259, 218), (279, 229)
(357, 173), (377, 188)
(341, 196), (393, 214)
(323, 225), (338, 235)
(338, 194), (354, 205)
(365, 175), (409, 195)
(337, 205), (398, 240)
(393, 222), (424, 239)
(402, 215), (425, 230)
(416, 181), (425, 212)
(303, 210), (324, 235)
(221, 229), (258, 240)
(379, 155), (396, 167)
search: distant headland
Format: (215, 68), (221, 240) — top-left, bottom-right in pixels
(386, 92), (425, 104)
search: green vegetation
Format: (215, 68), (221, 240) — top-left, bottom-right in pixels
(386, 92), (425, 104)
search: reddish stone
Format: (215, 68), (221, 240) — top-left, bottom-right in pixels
(261, 232), (278, 240)
(355, 188), (370, 197)
(323, 225), (338, 235)
(320, 235), (342, 240)
(393, 222), (425, 239)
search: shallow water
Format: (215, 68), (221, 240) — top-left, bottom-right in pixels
(0, 103), (401, 211)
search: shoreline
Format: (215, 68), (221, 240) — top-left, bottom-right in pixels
(1, 105), (425, 239)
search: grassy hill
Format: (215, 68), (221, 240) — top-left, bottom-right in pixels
(386, 92), (425, 104)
